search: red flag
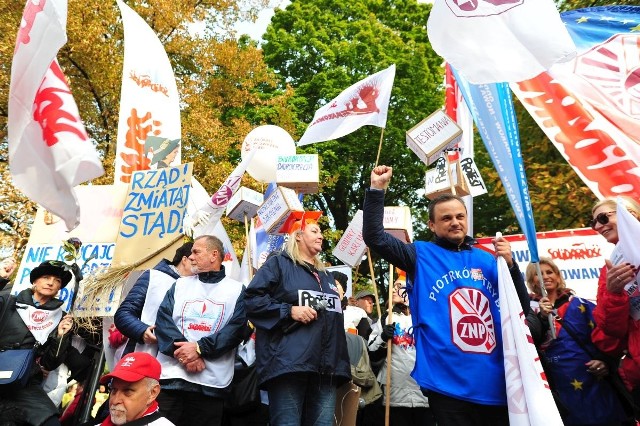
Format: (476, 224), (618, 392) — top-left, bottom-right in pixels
(8, 0), (103, 230)
(511, 7), (640, 200)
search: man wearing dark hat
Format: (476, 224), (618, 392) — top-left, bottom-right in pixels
(354, 289), (376, 316)
(352, 289), (376, 339)
(94, 352), (173, 426)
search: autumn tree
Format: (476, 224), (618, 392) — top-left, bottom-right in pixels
(0, 0), (289, 257)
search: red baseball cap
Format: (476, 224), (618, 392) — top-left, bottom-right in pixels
(100, 352), (161, 384)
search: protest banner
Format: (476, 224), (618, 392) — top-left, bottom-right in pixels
(13, 185), (127, 311)
(476, 228), (613, 302)
(111, 163), (193, 269)
(332, 210), (366, 268)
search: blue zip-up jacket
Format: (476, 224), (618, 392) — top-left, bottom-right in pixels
(114, 259), (179, 356)
(245, 251), (351, 388)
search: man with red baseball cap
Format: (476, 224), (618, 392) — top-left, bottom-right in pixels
(96, 352), (173, 426)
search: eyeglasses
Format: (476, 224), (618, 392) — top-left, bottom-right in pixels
(394, 283), (407, 299)
(590, 211), (616, 229)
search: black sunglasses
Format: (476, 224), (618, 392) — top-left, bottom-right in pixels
(590, 211), (616, 229)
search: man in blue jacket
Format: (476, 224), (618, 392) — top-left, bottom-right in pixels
(363, 165), (530, 426)
(114, 242), (193, 356)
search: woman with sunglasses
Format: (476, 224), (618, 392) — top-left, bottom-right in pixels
(590, 197), (640, 417)
(0, 260), (76, 426)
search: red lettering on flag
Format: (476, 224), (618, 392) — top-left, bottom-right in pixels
(15, 0), (46, 52)
(33, 62), (87, 147)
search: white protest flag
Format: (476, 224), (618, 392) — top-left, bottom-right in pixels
(114, 0), (181, 184)
(298, 64), (395, 146)
(427, 0), (575, 84)
(497, 256), (563, 425)
(8, 0), (104, 231)
(613, 198), (640, 319)
(191, 151), (256, 237)
(616, 198), (640, 265)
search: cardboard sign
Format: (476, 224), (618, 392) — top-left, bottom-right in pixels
(112, 163), (192, 268)
(383, 207), (413, 243)
(226, 186), (263, 222)
(425, 158), (470, 199)
(406, 109), (462, 166)
(459, 157), (487, 197)
(332, 210), (366, 268)
(256, 186), (303, 235)
(276, 154), (319, 194)
(476, 228), (614, 302)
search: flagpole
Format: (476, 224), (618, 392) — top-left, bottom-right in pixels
(445, 153), (457, 195)
(534, 262), (556, 339)
(375, 128), (386, 166)
(366, 248), (382, 319)
(385, 263), (394, 426)
(245, 213), (253, 280)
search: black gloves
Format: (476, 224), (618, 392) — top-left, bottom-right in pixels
(380, 323), (395, 341)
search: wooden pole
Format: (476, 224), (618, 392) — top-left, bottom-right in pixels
(366, 248), (382, 319)
(245, 213), (253, 280)
(446, 153), (457, 195)
(375, 128), (386, 167)
(384, 263), (394, 426)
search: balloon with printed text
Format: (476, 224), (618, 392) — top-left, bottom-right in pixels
(241, 125), (296, 183)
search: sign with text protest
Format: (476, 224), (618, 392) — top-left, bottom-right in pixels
(13, 185), (127, 311)
(476, 228), (613, 302)
(332, 210), (366, 268)
(112, 163), (192, 268)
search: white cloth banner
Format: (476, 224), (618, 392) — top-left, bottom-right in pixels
(8, 0), (103, 231)
(497, 257), (563, 425)
(614, 198), (640, 319)
(191, 151), (256, 239)
(298, 64), (395, 146)
(427, 0), (575, 84)
(114, 0), (181, 184)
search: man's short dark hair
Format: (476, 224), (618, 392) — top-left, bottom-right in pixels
(428, 193), (467, 222)
(171, 242), (194, 266)
(332, 271), (348, 288)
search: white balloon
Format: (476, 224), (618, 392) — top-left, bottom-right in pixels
(241, 125), (296, 182)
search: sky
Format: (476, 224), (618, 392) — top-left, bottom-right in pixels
(234, 0), (291, 42)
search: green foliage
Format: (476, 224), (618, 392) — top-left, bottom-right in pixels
(263, 0), (442, 245)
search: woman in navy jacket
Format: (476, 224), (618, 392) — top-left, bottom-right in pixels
(245, 216), (351, 426)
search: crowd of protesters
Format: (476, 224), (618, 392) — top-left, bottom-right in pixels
(2, 175), (640, 425)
